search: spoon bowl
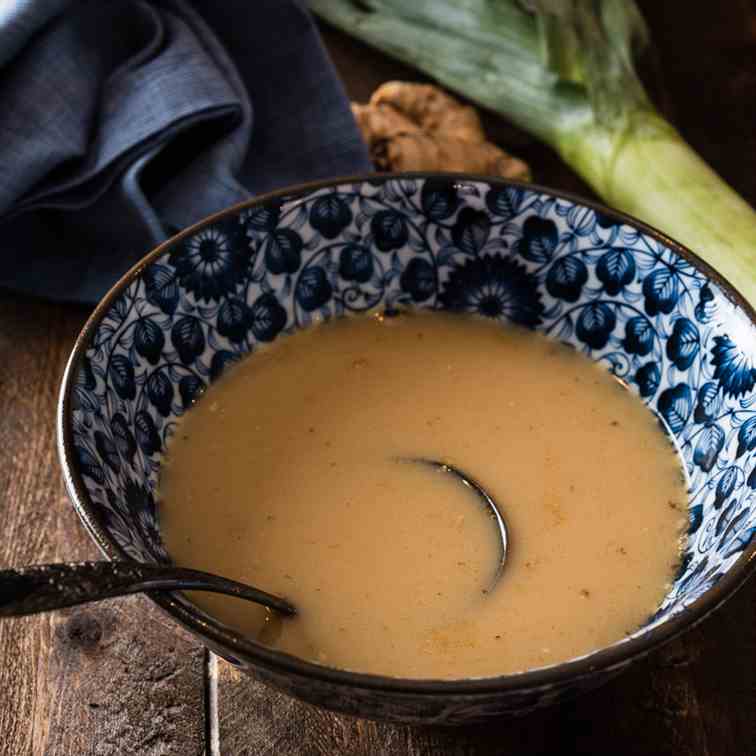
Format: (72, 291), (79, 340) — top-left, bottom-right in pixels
(0, 458), (505, 621)
(402, 458), (509, 590)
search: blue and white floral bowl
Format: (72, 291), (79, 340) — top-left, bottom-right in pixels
(58, 174), (756, 723)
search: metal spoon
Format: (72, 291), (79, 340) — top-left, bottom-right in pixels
(0, 561), (297, 619)
(0, 461), (507, 620)
(399, 458), (509, 590)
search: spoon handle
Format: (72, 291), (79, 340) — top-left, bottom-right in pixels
(0, 561), (296, 617)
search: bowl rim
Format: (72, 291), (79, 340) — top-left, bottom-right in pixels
(57, 171), (756, 695)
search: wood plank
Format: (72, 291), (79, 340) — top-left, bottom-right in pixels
(216, 2), (755, 754)
(0, 294), (206, 756)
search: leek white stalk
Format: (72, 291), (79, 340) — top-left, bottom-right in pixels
(311, 0), (756, 303)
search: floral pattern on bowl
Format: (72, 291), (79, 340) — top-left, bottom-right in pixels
(60, 175), (756, 722)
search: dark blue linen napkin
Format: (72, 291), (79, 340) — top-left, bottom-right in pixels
(0, 0), (370, 303)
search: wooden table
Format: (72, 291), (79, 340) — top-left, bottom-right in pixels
(1, 2), (753, 754)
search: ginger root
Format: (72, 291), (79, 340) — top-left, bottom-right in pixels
(352, 81), (530, 180)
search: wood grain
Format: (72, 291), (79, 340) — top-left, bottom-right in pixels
(0, 295), (206, 756)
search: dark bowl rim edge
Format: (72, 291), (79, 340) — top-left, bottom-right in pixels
(57, 170), (756, 695)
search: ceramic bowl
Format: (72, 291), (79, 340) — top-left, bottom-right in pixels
(58, 173), (756, 724)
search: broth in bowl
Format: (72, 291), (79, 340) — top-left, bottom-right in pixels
(159, 310), (687, 679)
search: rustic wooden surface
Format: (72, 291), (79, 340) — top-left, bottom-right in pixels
(0, 1), (753, 754)
(0, 298), (207, 756)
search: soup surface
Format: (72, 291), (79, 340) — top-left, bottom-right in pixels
(159, 311), (687, 678)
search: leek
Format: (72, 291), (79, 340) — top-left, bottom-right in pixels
(310, 0), (756, 303)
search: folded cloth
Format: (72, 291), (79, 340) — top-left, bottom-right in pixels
(0, 0), (371, 303)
